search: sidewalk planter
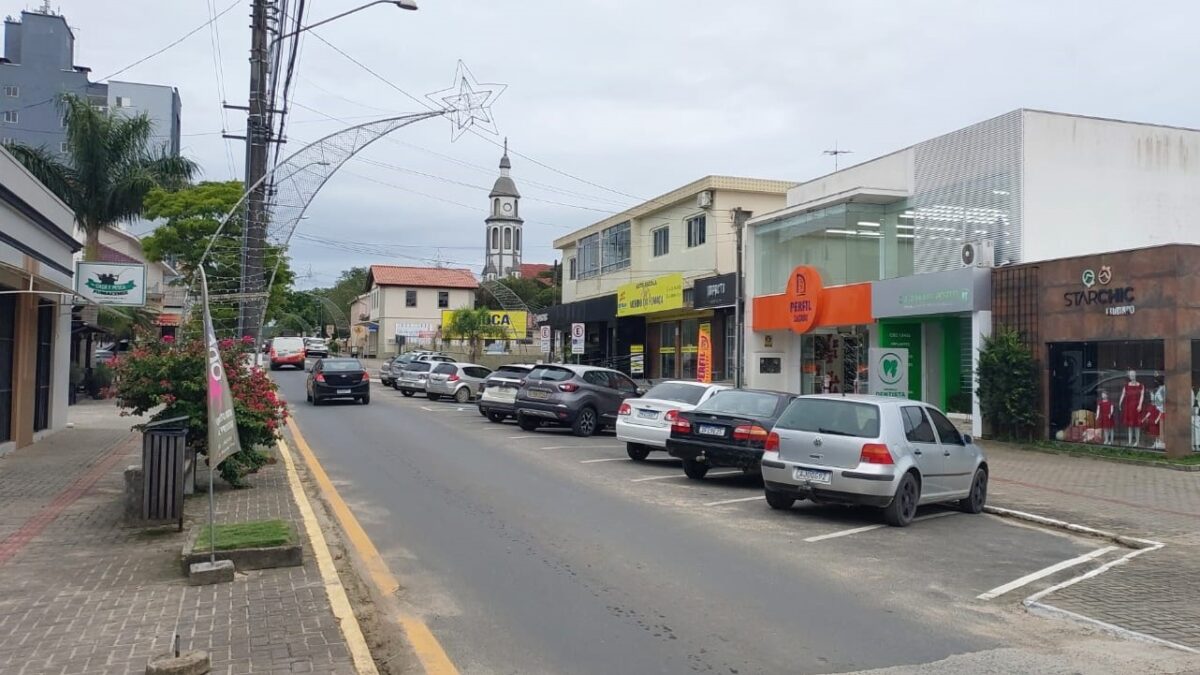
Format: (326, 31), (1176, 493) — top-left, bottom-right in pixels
(180, 522), (302, 574)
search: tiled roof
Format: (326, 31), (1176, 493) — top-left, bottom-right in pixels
(96, 243), (142, 265)
(518, 263), (552, 279)
(368, 265), (478, 289)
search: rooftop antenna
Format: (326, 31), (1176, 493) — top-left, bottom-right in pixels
(822, 141), (853, 171)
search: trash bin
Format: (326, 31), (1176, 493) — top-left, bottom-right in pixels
(140, 415), (190, 530)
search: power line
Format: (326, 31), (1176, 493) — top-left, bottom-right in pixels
(105, 0), (241, 82)
(204, 0), (237, 178)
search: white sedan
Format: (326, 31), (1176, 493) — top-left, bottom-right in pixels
(616, 380), (729, 461)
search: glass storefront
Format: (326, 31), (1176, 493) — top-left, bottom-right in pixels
(658, 322), (676, 378)
(680, 319), (698, 380)
(1193, 341), (1200, 452)
(799, 329), (869, 395)
(1049, 340), (1165, 449)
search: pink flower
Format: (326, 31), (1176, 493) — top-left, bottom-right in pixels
(241, 335), (255, 344)
(162, 335), (175, 343)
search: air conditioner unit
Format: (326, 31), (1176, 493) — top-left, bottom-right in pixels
(961, 241), (995, 268)
(696, 190), (713, 209)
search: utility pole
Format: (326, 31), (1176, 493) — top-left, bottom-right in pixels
(239, 0), (272, 339)
(732, 208), (752, 388)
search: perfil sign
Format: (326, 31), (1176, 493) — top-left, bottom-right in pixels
(868, 347), (909, 399)
(76, 261), (146, 306)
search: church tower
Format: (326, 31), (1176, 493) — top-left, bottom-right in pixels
(483, 140), (523, 281)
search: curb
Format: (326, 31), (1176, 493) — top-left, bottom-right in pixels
(983, 505), (1162, 550)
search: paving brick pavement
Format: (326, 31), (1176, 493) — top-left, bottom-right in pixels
(981, 441), (1200, 650)
(0, 401), (360, 674)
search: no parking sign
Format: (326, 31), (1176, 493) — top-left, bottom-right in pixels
(570, 323), (585, 355)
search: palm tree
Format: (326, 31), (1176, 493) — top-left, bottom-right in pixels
(5, 94), (198, 260)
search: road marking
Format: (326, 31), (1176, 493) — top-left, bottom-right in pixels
(580, 458), (628, 464)
(630, 470), (741, 483)
(275, 437), (378, 675)
(977, 546), (1117, 600)
(506, 435), (527, 439)
(703, 496), (765, 507)
(803, 510), (958, 542)
(285, 417), (459, 675)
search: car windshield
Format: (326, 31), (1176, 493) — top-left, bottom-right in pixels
(775, 398), (882, 438)
(643, 382), (707, 405)
(528, 366), (573, 382)
(405, 362), (432, 372)
(321, 360), (361, 372)
(697, 390), (783, 418)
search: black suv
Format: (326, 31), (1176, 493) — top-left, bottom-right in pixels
(514, 364), (643, 437)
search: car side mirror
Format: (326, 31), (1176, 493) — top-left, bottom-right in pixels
(635, 387), (646, 397)
(962, 434), (973, 445)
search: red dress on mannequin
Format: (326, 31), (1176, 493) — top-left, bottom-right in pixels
(1121, 381), (1145, 427)
(1097, 399), (1115, 429)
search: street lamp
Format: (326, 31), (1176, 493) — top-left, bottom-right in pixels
(273, 0), (417, 44)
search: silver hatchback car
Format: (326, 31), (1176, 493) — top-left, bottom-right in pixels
(761, 395), (988, 527)
(426, 362), (492, 403)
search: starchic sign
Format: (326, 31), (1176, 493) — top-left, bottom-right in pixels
(1068, 266), (1134, 316)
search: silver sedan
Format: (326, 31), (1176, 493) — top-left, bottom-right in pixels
(761, 395), (988, 526)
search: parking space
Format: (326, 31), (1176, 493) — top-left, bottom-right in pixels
(369, 386), (1131, 609)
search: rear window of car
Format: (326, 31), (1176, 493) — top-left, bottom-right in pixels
(496, 365), (531, 376)
(528, 366), (573, 382)
(404, 362), (431, 372)
(321, 360), (361, 372)
(433, 363), (457, 374)
(272, 337), (304, 351)
(643, 382), (707, 405)
(697, 390), (785, 418)
(775, 398), (881, 438)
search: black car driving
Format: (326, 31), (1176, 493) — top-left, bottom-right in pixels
(665, 389), (796, 479)
(306, 358), (370, 405)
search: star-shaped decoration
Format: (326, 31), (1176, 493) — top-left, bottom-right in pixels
(426, 61), (507, 141)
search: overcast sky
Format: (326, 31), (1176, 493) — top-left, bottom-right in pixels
(51, 0), (1200, 288)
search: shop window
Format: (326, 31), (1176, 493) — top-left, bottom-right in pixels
(659, 322), (677, 378)
(680, 319), (699, 379)
(1048, 340), (1164, 450)
(725, 320), (736, 383)
(652, 227), (669, 257)
(33, 301), (52, 432)
(687, 215), (706, 247)
(0, 292), (13, 442)
(1193, 341), (1200, 453)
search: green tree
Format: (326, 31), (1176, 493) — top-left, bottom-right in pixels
(5, 94), (197, 260)
(314, 266), (369, 324)
(444, 307), (492, 362)
(976, 328), (1040, 440)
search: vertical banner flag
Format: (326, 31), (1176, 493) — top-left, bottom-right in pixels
(200, 269), (242, 468)
(630, 344), (645, 377)
(697, 322), (712, 383)
(571, 323), (585, 355)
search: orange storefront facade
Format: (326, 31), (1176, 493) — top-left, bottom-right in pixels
(747, 265), (874, 394)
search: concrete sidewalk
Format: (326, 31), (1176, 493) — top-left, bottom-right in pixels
(0, 400), (362, 674)
(981, 440), (1200, 651)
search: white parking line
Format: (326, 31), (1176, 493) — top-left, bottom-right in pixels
(506, 436), (527, 439)
(630, 470), (741, 483)
(803, 510), (958, 542)
(977, 546), (1117, 601)
(580, 458), (628, 464)
(703, 496), (765, 507)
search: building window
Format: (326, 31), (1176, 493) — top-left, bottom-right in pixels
(59, 142), (68, 153)
(493, 198), (500, 216)
(61, 115), (67, 128)
(115, 96), (132, 108)
(1048, 340), (1165, 449)
(568, 257), (577, 280)
(405, 290), (417, 307)
(652, 227), (669, 257)
(504, 227), (512, 250)
(0, 293), (14, 442)
(33, 301), (52, 432)
(491, 227), (499, 250)
(600, 221), (631, 273)
(513, 201), (518, 218)
(3, 110), (17, 124)
(659, 322), (677, 378)
(687, 215), (706, 247)
(1, 137), (11, 145)
(437, 291), (449, 308)
(3, 85), (17, 97)
(577, 233), (600, 279)
(514, 228), (520, 251)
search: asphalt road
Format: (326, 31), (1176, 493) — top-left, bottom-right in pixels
(276, 370), (1132, 674)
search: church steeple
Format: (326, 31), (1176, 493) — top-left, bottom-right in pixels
(484, 139), (523, 281)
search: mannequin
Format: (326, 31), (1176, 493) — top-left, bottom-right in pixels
(1096, 390), (1115, 445)
(1119, 370), (1145, 446)
(1148, 380), (1166, 450)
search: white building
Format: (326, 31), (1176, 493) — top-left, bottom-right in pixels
(362, 265), (478, 356)
(482, 144), (522, 281)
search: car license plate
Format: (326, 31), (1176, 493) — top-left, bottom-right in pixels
(637, 409), (658, 420)
(794, 467), (831, 484)
(336, 389), (351, 395)
(697, 424), (725, 437)
(528, 390), (550, 400)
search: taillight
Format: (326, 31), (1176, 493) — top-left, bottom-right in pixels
(315, 373), (325, 383)
(618, 402), (631, 416)
(558, 382), (578, 392)
(765, 432), (780, 453)
(270, 348), (277, 357)
(448, 374), (460, 382)
(733, 424), (770, 442)
(664, 409), (679, 423)
(671, 417), (692, 434)
(859, 443), (894, 465)
(361, 372), (370, 383)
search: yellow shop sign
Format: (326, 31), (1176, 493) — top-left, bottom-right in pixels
(440, 310), (528, 338)
(616, 273), (684, 317)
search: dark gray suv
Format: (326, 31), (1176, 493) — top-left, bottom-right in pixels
(514, 364), (643, 437)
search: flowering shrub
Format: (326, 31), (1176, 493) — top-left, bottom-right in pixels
(113, 333), (288, 486)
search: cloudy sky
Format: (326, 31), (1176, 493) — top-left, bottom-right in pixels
(53, 0), (1200, 288)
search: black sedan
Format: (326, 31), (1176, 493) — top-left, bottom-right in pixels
(665, 389), (796, 479)
(306, 358), (370, 405)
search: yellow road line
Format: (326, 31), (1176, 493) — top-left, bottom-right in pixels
(285, 416), (460, 675)
(276, 437), (379, 675)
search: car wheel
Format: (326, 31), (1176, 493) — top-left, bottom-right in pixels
(269, 363), (278, 371)
(306, 389), (312, 402)
(626, 443), (651, 461)
(455, 387), (471, 404)
(487, 411), (507, 423)
(518, 415), (540, 432)
(427, 393), (441, 401)
(682, 458), (709, 480)
(401, 389), (414, 398)
(572, 407), (598, 437)
(311, 395), (321, 406)
(958, 467), (988, 514)
(883, 472), (920, 527)
(361, 395), (370, 405)
(392, 381), (401, 391)
(764, 487), (795, 510)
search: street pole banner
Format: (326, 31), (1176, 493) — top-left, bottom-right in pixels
(697, 323), (712, 383)
(539, 325), (551, 354)
(200, 268), (242, 468)
(571, 323), (585, 355)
